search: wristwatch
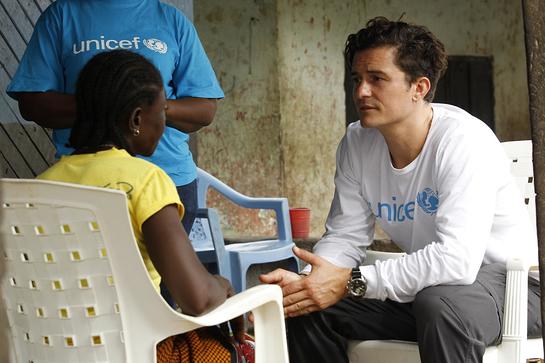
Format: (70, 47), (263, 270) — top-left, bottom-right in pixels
(346, 267), (367, 298)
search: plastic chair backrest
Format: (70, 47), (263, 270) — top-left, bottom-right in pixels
(502, 140), (537, 269)
(502, 140), (536, 226)
(2, 181), (127, 362)
(196, 168), (292, 242)
(1, 179), (201, 363)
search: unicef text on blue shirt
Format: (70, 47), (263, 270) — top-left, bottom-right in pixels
(72, 35), (169, 55)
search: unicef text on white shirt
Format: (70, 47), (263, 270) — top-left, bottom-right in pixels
(368, 198), (416, 222)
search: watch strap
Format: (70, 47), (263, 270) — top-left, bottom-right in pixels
(351, 267), (362, 279)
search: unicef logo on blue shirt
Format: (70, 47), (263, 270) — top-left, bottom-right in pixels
(143, 38), (168, 54)
(416, 188), (439, 215)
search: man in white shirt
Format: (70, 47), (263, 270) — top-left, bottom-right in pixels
(260, 17), (541, 363)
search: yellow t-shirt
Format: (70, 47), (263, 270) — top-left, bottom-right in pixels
(37, 148), (184, 291)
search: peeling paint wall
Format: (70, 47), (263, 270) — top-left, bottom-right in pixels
(194, 0), (529, 238)
(276, 0), (349, 236)
(194, 1), (282, 238)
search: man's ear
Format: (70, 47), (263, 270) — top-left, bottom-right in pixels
(128, 107), (143, 135)
(412, 76), (431, 102)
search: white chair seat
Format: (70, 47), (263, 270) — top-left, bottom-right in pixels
(348, 338), (543, 363)
(348, 340), (420, 363)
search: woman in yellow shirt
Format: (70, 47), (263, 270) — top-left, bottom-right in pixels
(38, 49), (252, 362)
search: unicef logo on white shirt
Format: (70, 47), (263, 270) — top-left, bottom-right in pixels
(143, 38), (168, 54)
(417, 188), (439, 215)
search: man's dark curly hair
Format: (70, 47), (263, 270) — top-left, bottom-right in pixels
(69, 49), (163, 154)
(344, 16), (448, 102)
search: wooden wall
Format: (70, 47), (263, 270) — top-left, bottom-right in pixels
(0, 0), (56, 178)
(0, 0), (193, 179)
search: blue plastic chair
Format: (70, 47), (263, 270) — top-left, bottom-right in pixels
(189, 208), (231, 278)
(189, 168), (299, 292)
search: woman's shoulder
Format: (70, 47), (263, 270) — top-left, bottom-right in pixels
(110, 151), (173, 183)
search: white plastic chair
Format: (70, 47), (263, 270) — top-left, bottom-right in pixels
(0, 178), (289, 363)
(192, 168), (299, 292)
(348, 140), (543, 363)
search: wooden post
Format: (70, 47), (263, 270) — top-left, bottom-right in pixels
(522, 0), (545, 348)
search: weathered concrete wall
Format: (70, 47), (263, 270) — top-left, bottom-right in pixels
(194, 1), (282, 238)
(194, 0), (529, 238)
(276, 0), (349, 235)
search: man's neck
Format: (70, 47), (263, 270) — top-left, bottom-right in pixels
(380, 104), (434, 169)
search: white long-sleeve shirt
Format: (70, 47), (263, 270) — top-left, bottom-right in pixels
(310, 104), (536, 302)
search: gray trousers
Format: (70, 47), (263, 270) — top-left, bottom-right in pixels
(286, 263), (541, 363)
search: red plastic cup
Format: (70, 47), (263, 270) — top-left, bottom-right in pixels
(289, 207), (311, 239)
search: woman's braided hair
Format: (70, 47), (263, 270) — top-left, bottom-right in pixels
(69, 49), (163, 153)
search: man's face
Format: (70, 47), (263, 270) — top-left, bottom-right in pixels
(351, 46), (417, 130)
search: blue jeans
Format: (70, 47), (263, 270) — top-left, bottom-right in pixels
(160, 178), (198, 308)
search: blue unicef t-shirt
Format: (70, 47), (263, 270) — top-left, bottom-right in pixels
(7, 0), (224, 186)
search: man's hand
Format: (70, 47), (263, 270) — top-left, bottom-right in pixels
(259, 267), (302, 288)
(260, 246), (351, 318)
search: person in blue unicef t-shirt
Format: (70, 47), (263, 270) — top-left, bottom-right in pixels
(7, 0), (224, 306)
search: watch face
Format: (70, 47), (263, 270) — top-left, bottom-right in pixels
(348, 278), (366, 297)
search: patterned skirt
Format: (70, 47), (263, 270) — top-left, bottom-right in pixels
(156, 327), (255, 363)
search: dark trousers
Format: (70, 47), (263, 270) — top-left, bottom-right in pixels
(160, 179), (198, 308)
(177, 179), (199, 235)
(287, 263), (542, 363)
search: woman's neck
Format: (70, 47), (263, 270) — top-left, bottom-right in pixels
(72, 143), (117, 155)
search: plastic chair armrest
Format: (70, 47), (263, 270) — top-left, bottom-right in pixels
(179, 284), (282, 325)
(178, 284), (289, 362)
(198, 168), (284, 208)
(197, 168), (292, 241)
(502, 257), (529, 339)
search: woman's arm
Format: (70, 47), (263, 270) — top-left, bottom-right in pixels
(15, 92), (76, 129)
(142, 204), (229, 315)
(165, 98), (217, 133)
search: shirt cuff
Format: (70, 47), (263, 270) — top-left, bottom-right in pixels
(301, 265), (312, 275)
(360, 264), (379, 299)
